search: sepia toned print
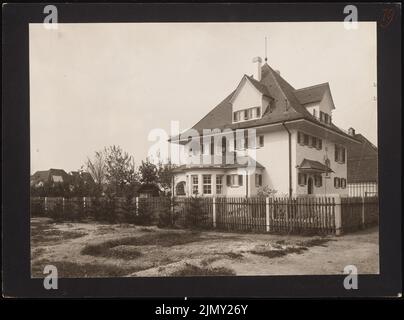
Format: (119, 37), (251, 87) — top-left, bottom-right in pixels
(30, 22), (378, 278)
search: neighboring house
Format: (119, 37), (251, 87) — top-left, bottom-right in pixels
(346, 128), (378, 196)
(170, 58), (361, 197)
(30, 168), (70, 187)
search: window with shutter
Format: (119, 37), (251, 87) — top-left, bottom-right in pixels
(303, 134), (309, 145)
(311, 137), (317, 148)
(258, 135), (264, 147)
(334, 177), (340, 188)
(317, 139), (322, 150)
(238, 175), (243, 186)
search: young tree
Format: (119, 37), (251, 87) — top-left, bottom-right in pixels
(157, 159), (176, 196)
(86, 150), (107, 196)
(138, 159), (159, 185)
(104, 145), (139, 197)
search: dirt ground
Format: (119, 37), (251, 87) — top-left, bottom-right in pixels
(31, 217), (379, 277)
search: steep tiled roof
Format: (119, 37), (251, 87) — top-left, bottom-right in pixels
(294, 83), (329, 105)
(31, 169), (69, 183)
(170, 63), (356, 142)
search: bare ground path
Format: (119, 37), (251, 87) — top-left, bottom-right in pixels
(31, 217), (379, 277)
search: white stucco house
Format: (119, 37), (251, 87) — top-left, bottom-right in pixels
(169, 58), (361, 197)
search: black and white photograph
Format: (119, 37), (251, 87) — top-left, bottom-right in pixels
(2, 3), (402, 300)
(29, 21), (379, 277)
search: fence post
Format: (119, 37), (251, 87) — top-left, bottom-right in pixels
(62, 197), (65, 212)
(135, 197), (139, 215)
(361, 196), (365, 228)
(266, 197), (270, 232)
(334, 195), (342, 236)
(83, 197), (86, 209)
(212, 197), (216, 228)
(44, 197), (48, 212)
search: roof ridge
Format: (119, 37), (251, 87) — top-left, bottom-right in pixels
(295, 82), (329, 91)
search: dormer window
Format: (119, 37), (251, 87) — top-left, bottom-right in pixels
(233, 106), (261, 123)
(319, 111), (332, 124)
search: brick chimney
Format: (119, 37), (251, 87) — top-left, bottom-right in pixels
(252, 56), (262, 81)
(348, 127), (356, 136)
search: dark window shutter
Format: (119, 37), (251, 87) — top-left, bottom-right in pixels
(256, 107), (261, 117)
(226, 175), (231, 186)
(342, 147), (346, 163)
(233, 112), (237, 122)
(238, 175), (243, 186)
(335, 145), (338, 162)
(318, 139), (322, 150)
(259, 175), (262, 186)
(297, 132), (301, 144)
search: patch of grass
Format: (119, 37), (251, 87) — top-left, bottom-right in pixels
(81, 231), (203, 260)
(31, 259), (142, 278)
(223, 252), (244, 259)
(31, 227), (86, 245)
(297, 238), (330, 247)
(139, 227), (156, 233)
(250, 246), (308, 258)
(171, 263), (236, 276)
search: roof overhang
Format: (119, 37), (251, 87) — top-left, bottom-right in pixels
(298, 159), (334, 173)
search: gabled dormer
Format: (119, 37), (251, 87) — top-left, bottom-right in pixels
(294, 83), (335, 125)
(230, 74), (272, 124)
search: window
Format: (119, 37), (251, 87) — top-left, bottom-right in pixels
(313, 109), (317, 117)
(311, 136), (317, 148)
(175, 182), (186, 196)
(341, 178), (346, 189)
(335, 145), (346, 163)
(334, 177), (340, 188)
(202, 142), (210, 155)
(227, 174), (243, 187)
(192, 175), (199, 194)
(297, 132), (303, 145)
(244, 110), (249, 120)
(256, 107), (261, 117)
(233, 112), (239, 122)
(216, 175), (223, 194)
(255, 174), (263, 187)
(298, 173), (307, 186)
(303, 134), (309, 145)
(258, 135), (264, 147)
(317, 138), (322, 150)
(320, 111), (324, 122)
(203, 175), (212, 194)
(314, 175), (322, 187)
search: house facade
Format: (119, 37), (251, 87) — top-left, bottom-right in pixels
(170, 59), (361, 197)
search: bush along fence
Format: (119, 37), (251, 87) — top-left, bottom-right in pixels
(30, 195), (379, 235)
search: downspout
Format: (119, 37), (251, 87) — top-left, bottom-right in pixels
(282, 122), (292, 197)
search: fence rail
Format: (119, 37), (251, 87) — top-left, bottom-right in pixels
(31, 195), (379, 235)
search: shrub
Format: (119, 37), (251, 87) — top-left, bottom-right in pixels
(31, 198), (45, 217)
(135, 199), (154, 225)
(185, 196), (207, 229)
(157, 198), (179, 228)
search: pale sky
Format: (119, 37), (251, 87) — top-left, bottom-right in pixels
(30, 22), (377, 174)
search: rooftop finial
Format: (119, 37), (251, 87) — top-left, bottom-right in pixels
(265, 36), (268, 62)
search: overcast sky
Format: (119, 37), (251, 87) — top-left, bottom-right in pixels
(30, 22), (377, 174)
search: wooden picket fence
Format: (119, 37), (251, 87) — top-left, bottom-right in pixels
(31, 195), (379, 235)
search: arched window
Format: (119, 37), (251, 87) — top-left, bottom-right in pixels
(175, 181), (186, 196)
